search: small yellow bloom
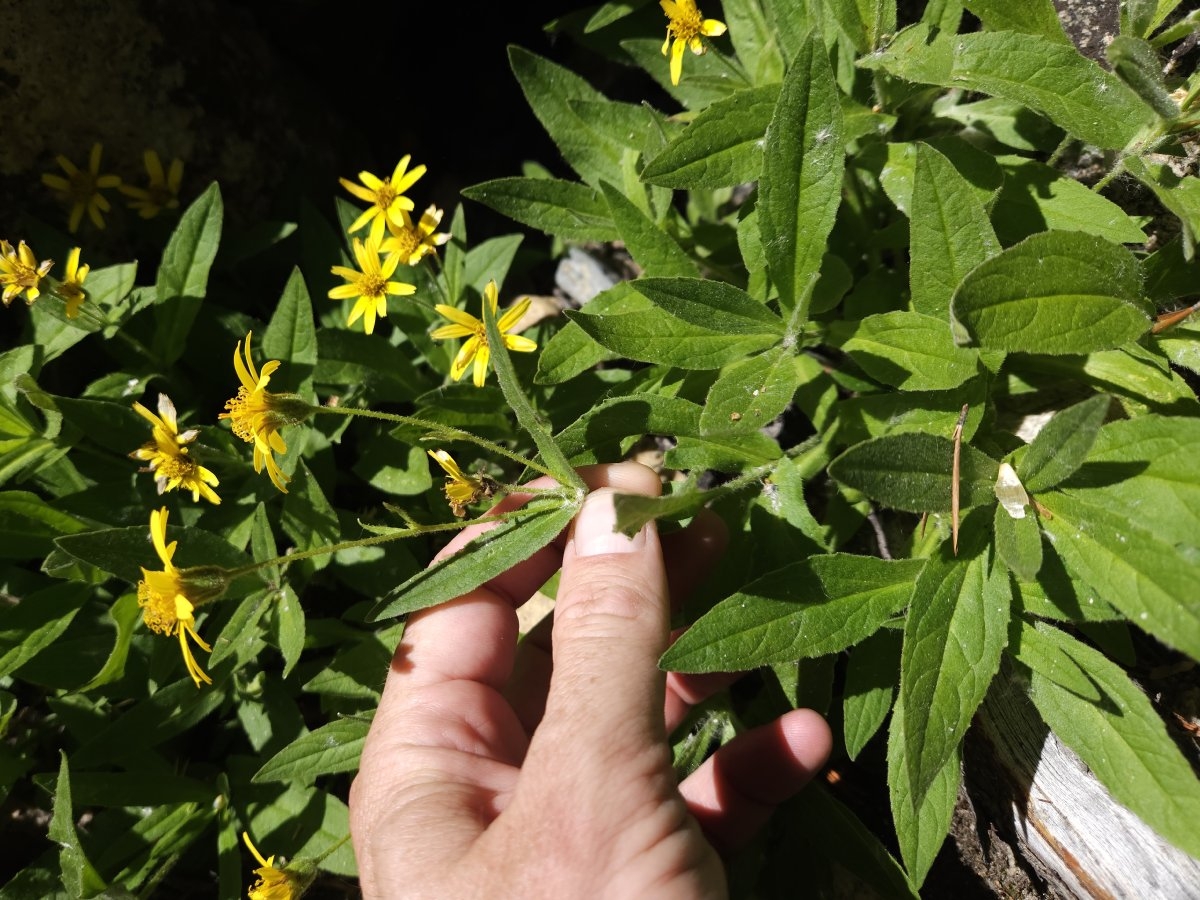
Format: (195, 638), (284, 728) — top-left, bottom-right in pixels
(138, 507), (213, 688)
(0, 240), (54, 306)
(431, 281), (538, 388)
(131, 393), (221, 504)
(339, 155), (427, 244)
(120, 149), (184, 218)
(428, 449), (493, 518)
(56, 247), (90, 318)
(660, 0), (727, 86)
(243, 832), (305, 900)
(41, 143), (122, 233)
(328, 234), (416, 335)
(219, 332), (311, 493)
(381, 204), (451, 266)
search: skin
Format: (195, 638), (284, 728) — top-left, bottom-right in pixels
(350, 462), (832, 899)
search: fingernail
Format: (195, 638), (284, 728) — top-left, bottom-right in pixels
(572, 490), (646, 557)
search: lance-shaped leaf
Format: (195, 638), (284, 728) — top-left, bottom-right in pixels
(838, 310), (983, 391)
(829, 433), (999, 513)
(461, 177), (619, 243)
(641, 84), (779, 189)
(612, 476), (754, 539)
(153, 182), (223, 366)
(993, 503), (1043, 582)
(509, 45), (628, 188)
(961, 0), (1069, 42)
(600, 183), (696, 278)
(1015, 393), (1111, 492)
(759, 32), (844, 317)
(565, 307), (779, 369)
(50, 753), (107, 898)
(53, 523), (254, 588)
(1015, 620), (1200, 859)
(1059, 415), (1200, 546)
(263, 266), (318, 398)
(843, 629), (902, 760)
(660, 555), (925, 673)
(909, 143), (1000, 318)
(1039, 490), (1200, 660)
(950, 231), (1150, 355)
(369, 501), (579, 621)
(860, 25), (1153, 150)
(901, 520), (1010, 800)
(552, 394), (702, 465)
(888, 694), (961, 889)
(0, 582), (89, 680)
(699, 347), (801, 435)
(632, 276), (784, 333)
(254, 717), (370, 784)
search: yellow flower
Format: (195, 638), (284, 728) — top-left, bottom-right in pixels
(339, 155), (427, 244)
(428, 449), (493, 518)
(431, 280), (538, 388)
(137, 507), (213, 688)
(120, 149), (184, 218)
(131, 393), (221, 504)
(219, 332), (311, 494)
(660, 0), (727, 86)
(243, 832), (306, 900)
(56, 247), (90, 318)
(327, 234), (416, 335)
(381, 204), (452, 266)
(41, 142), (122, 232)
(0, 240), (54, 306)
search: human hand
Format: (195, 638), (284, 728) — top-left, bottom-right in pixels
(350, 462), (831, 899)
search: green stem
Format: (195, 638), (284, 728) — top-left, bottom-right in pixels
(312, 405), (557, 478)
(225, 498), (570, 580)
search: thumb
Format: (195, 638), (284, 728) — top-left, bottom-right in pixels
(535, 484), (670, 755)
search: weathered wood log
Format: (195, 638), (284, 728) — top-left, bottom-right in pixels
(965, 676), (1200, 899)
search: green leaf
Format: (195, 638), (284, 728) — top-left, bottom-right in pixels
(53, 522), (254, 587)
(839, 311), (983, 391)
(565, 306), (779, 369)
(1039, 490), (1200, 660)
(612, 477), (755, 539)
(828, 433), (1000, 513)
(50, 754), (106, 898)
(668, 430), (783, 471)
(721, 0), (787, 84)
(262, 267), (318, 398)
(993, 503), (1043, 582)
(0, 583), (89, 680)
(860, 25), (1153, 149)
(281, 461), (340, 562)
(961, 0), (1069, 42)
(826, 0), (897, 51)
(843, 629), (901, 760)
(0, 491), (88, 559)
(641, 84), (779, 189)
(461, 177), (619, 243)
(1126, 158), (1200, 255)
(276, 583), (305, 678)
(1016, 393), (1112, 492)
(901, 526), (1010, 800)
(463, 233), (525, 295)
(253, 716), (369, 784)
(887, 694), (960, 888)
(509, 45), (627, 188)
(370, 500), (579, 620)
(632, 277), (784, 333)
(1016, 620), (1200, 858)
(759, 31), (844, 316)
(991, 156), (1149, 246)
(152, 182), (223, 366)
(909, 143), (1000, 319)
(553, 394), (702, 464)
(950, 231), (1150, 354)
(660, 555), (925, 673)
(1059, 414), (1200, 547)
(79, 592), (141, 691)
(699, 347), (801, 435)
(600, 183), (696, 278)
(534, 282), (638, 384)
